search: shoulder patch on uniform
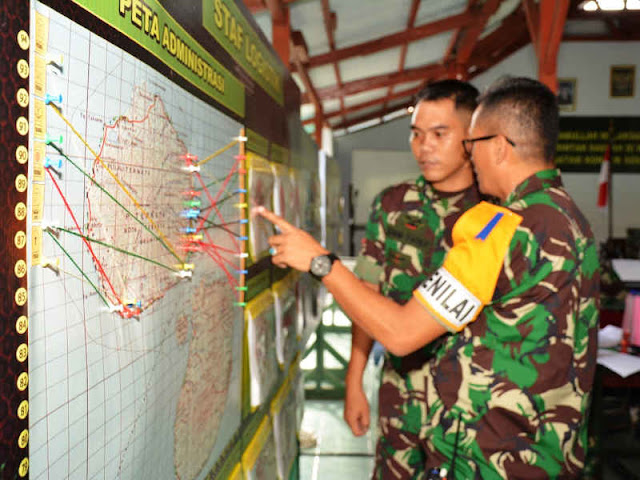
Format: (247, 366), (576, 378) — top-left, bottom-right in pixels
(413, 202), (522, 332)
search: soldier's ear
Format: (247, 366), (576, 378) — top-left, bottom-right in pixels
(493, 136), (510, 166)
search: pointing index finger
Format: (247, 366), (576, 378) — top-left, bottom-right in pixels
(254, 206), (294, 232)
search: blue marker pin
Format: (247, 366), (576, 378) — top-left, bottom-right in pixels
(44, 156), (63, 170)
(181, 226), (197, 234)
(180, 209), (200, 219)
(45, 93), (63, 105)
(238, 236), (248, 241)
(233, 188), (247, 194)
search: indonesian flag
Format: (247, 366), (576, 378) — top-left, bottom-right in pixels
(597, 144), (611, 208)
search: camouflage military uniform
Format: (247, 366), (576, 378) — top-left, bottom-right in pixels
(353, 175), (481, 479)
(420, 169), (599, 479)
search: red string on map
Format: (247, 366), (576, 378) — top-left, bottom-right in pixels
(177, 150), (251, 307)
(46, 167), (139, 318)
(180, 153), (245, 255)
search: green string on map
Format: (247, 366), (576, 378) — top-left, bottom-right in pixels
(49, 142), (183, 265)
(57, 227), (179, 272)
(47, 230), (110, 307)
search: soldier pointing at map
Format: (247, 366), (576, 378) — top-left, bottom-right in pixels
(256, 77), (599, 478)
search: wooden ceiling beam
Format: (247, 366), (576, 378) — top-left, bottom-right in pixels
(382, 0), (420, 112)
(319, 0), (346, 124)
(563, 31), (640, 41)
(522, 0), (540, 48)
(303, 85), (421, 125)
(568, 10), (640, 20)
(537, 0), (570, 92)
(304, 11), (474, 68)
(291, 30), (324, 146)
(459, 6), (529, 78)
(443, 0), (480, 66)
(243, 0), (300, 14)
(453, 0), (502, 65)
(304, 63), (446, 103)
(265, 0), (287, 23)
(332, 101), (414, 131)
(271, 4), (290, 64)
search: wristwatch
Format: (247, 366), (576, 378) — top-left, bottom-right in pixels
(309, 253), (339, 280)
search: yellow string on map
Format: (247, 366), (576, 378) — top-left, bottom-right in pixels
(195, 139), (239, 167)
(48, 104), (185, 264)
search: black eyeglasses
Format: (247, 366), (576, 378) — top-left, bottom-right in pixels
(461, 134), (516, 156)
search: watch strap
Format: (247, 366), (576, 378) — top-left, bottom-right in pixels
(310, 252), (339, 281)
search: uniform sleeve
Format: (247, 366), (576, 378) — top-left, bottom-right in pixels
(485, 209), (598, 390)
(353, 191), (386, 284)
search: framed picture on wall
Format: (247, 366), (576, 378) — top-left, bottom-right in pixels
(557, 78), (576, 112)
(610, 65), (635, 97)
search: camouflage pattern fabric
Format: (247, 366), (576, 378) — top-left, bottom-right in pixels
(353, 176), (481, 479)
(421, 169), (599, 479)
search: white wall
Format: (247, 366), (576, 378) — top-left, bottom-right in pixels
(336, 41), (640, 248)
(352, 149), (417, 225)
(472, 41), (640, 242)
(472, 42), (640, 116)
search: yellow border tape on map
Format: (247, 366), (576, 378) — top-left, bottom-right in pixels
(241, 415), (272, 473)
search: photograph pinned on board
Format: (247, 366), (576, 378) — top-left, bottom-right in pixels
(610, 65), (635, 98)
(557, 78), (577, 112)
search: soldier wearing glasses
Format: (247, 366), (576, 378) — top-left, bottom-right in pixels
(258, 77), (599, 478)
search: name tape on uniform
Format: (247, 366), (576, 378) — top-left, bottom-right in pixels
(414, 267), (482, 332)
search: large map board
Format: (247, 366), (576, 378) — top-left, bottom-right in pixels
(0, 1), (326, 478)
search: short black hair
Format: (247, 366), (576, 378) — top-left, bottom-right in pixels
(477, 76), (559, 163)
(415, 79), (479, 115)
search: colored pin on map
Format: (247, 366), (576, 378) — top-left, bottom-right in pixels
(107, 303), (124, 313)
(41, 257), (60, 275)
(183, 199), (201, 208)
(45, 53), (64, 72)
(175, 263), (195, 271)
(44, 156), (63, 172)
(183, 164), (200, 173)
(183, 190), (201, 197)
(45, 133), (64, 145)
(45, 93), (63, 106)
(180, 153), (198, 163)
(125, 299), (142, 309)
(41, 219), (60, 236)
(181, 227), (196, 234)
(121, 306), (142, 319)
(181, 209), (200, 219)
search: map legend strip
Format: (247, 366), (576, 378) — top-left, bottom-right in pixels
(0, 0), (31, 478)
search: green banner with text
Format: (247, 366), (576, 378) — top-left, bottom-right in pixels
(71, 0), (245, 116)
(557, 117), (640, 172)
(202, 0), (284, 105)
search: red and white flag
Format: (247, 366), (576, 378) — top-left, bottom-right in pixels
(597, 144), (611, 208)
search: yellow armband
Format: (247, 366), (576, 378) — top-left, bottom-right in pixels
(414, 201), (522, 332)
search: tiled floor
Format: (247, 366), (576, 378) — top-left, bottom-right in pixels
(299, 304), (380, 480)
(298, 306), (640, 479)
(299, 361), (380, 480)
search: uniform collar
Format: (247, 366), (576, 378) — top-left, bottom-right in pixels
(416, 174), (477, 201)
(503, 168), (562, 207)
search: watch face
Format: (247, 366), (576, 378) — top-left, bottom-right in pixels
(310, 255), (332, 278)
